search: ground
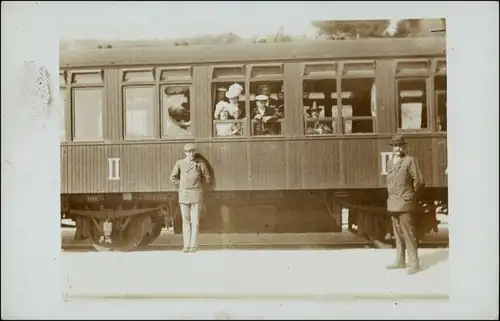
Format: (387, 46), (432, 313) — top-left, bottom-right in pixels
(61, 247), (449, 300)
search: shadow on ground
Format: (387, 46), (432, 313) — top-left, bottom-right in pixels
(418, 248), (449, 272)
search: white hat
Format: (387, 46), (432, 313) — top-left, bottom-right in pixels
(255, 94), (269, 101)
(226, 83), (243, 99)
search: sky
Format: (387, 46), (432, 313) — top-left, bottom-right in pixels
(44, 2), (448, 40)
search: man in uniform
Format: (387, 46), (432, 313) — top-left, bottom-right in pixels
(386, 135), (425, 275)
(170, 143), (213, 253)
(252, 94), (283, 135)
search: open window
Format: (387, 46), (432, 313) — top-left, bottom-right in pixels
(303, 79), (337, 135)
(250, 80), (284, 136)
(161, 85), (192, 138)
(397, 78), (428, 131)
(212, 81), (246, 137)
(339, 77), (376, 134)
(211, 65), (246, 137)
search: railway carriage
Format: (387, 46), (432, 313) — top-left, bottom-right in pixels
(60, 37), (448, 251)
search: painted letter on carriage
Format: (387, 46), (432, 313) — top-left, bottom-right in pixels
(108, 158), (120, 181)
(380, 152), (393, 176)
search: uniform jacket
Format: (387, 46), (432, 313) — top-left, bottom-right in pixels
(170, 157), (212, 204)
(386, 155), (425, 213)
(252, 106), (281, 118)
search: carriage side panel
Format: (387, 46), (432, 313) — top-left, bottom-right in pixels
(433, 136), (448, 187)
(105, 69), (122, 141)
(192, 66), (212, 139)
(341, 138), (380, 189)
(248, 141), (287, 190)
(294, 139), (342, 190)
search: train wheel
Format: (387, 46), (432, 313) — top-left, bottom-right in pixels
(88, 216), (146, 252)
(139, 217), (164, 247)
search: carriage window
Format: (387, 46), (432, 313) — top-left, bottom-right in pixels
(123, 69), (155, 82)
(162, 85), (192, 138)
(397, 79), (427, 130)
(60, 88), (67, 142)
(71, 70), (104, 85)
(250, 81), (284, 136)
(160, 67), (192, 82)
(123, 86), (155, 139)
(340, 78), (376, 134)
(73, 87), (103, 142)
(212, 65), (245, 80)
(212, 82), (245, 137)
(303, 63), (337, 77)
(396, 60), (430, 75)
(435, 75), (447, 132)
(303, 79), (337, 135)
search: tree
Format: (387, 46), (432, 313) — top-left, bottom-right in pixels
(393, 19), (421, 37)
(274, 27), (293, 43)
(393, 19), (445, 37)
(311, 20), (391, 39)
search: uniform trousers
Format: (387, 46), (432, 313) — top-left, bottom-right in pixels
(390, 212), (419, 268)
(180, 202), (201, 249)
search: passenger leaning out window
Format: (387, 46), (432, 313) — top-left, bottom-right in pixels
(305, 104), (332, 135)
(252, 94), (283, 135)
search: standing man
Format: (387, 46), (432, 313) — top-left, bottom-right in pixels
(386, 135), (425, 275)
(170, 143), (212, 253)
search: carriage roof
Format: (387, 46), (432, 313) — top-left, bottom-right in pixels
(60, 37), (446, 69)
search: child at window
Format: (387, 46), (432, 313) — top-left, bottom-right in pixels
(216, 109), (242, 137)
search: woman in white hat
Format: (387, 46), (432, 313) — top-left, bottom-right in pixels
(214, 83), (244, 120)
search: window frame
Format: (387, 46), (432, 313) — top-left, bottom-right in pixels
(209, 64), (251, 140)
(248, 64), (285, 138)
(122, 84), (158, 141)
(394, 57), (446, 134)
(338, 60), (377, 136)
(158, 67), (194, 140)
(120, 67), (158, 141)
(160, 82), (194, 140)
(301, 60), (378, 137)
(302, 77), (340, 137)
(395, 76), (430, 134)
(118, 66), (194, 141)
(210, 78), (248, 139)
(69, 69), (105, 143)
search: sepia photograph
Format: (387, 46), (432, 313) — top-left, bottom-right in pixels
(3, 2), (498, 319)
(59, 16), (450, 297)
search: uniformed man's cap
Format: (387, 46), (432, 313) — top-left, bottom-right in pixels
(217, 87), (228, 92)
(255, 94), (269, 101)
(183, 143), (197, 151)
(389, 135), (407, 146)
